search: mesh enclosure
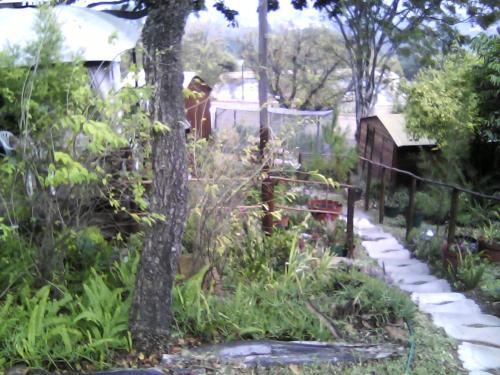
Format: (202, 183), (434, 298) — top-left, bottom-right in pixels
(213, 103), (334, 159)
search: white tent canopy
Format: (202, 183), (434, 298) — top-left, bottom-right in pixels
(0, 5), (142, 64)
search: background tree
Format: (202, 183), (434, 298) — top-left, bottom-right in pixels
(290, 0), (499, 139)
(240, 27), (350, 110)
(182, 27), (237, 86)
(403, 39), (499, 192)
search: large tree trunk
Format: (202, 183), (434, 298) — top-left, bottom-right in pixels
(130, 0), (191, 354)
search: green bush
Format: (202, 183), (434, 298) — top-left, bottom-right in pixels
(0, 254), (137, 371)
(447, 252), (486, 291)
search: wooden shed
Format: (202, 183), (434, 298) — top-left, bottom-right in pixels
(183, 73), (212, 140)
(359, 114), (436, 187)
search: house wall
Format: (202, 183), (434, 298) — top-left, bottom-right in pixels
(359, 117), (396, 187)
(185, 78), (212, 139)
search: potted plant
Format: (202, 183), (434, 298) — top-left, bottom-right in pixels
(478, 221), (500, 262)
(308, 199), (343, 221)
(384, 190), (408, 218)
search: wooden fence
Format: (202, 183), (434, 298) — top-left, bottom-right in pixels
(360, 156), (500, 244)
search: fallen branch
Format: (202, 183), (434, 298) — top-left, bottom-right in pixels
(306, 299), (341, 339)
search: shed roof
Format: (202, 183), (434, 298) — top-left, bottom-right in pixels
(364, 114), (436, 147)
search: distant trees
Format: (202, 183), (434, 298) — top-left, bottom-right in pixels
(404, 34), (500, 189)
(240, 27), (349, 110)
(291, 0), (499, 139)
(183, 27), (236, 86)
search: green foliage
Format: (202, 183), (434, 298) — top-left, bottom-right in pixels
(0, 254), (137, 371)
(404, 51), (478, 148)
(304, 117), (357, 181)
(182, 27), (236, 86)
(471, 34), (500, 142)
(447, 252), (486, 291)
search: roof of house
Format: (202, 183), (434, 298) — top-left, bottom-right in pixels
(0, 5), (141, 63)
(363, 113), (436, 147)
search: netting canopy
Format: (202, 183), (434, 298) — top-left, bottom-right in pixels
(212, 102), (334, 156)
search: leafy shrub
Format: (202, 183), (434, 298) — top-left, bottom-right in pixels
(447, 252), (486, 291)
(0, 255), (136, 372)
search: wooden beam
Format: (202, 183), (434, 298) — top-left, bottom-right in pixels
(346, 188), (356, 258)
(447, 188), (460, 245)
(406, 177), (416, 241)
(379, 168), (386, 224)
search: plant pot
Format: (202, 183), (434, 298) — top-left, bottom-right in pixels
(308, 199), (342, 221)
(478, 237), (500, 262)
(384, 205), (400, 218)
(275, 215), (290, 229)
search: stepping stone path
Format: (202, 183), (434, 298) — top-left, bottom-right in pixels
(354, 212), (500, 374)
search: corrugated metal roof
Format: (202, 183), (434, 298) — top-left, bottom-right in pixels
(366, 114), (436, 147)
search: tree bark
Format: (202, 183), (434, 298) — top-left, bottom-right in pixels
(129, 0), (191, 354)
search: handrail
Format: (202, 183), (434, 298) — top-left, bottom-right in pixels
(359, 156), (500, 202)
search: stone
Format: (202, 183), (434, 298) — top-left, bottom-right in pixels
(420, 299), (481, 315)
(442, 326), (500, 347)
(458, 342), (500, 372)
(469, 371), (494, 375)
(398, 279), (451, 293)
(366, 248), (412, 261)
(411, 292), (466, 305)
(384, 263), (431, 276)
(392, 274), (440, 285)
(362, 239), (405, 253)
(354, 218), (375, 229)
(431, 313), (500, 329)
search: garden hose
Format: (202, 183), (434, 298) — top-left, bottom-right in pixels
(404, 319), (416, 374)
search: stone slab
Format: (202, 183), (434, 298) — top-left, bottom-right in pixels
(398, 279), (451, 293)
(378, 258), (428, 268)
(362, 238), (405, 253)
(392, 274), (441, 285)
(411, 292), (466, 305)
(458, 342), (500, 372)
(431, 313), (500, 329)
(354, 217), (375, 229)
(420, 299), (481, 315)
(442, 326), (500, 347)
(366, 248), (412, 261)
(384, 263), (431, 276)
(469, 371), (493, 375)
(359, 232), (393, 241)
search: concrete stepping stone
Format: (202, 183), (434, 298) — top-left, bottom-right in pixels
(362, 238), (405, 252)
(458, 342), (500, 372)
(359, 231), (393, 241)
(354, 217), (375, 229)
(420, 299), (481, 315)
(411, 292), (466, 305)
(469, 371), (494, 375)
(398, 279), (451, 293)
(441, 326), (500, 347)
(392, 274), (441, 285)
(430, 313), (500, 329)
(367, 249), (412, 261)
(383, 262), (431, 276)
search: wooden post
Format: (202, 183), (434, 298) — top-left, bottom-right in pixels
(364, 162), (372, 211)
(258, 0), (273, 235)
(346, 188), (355, 258)
(406, 177), (416, 241)
(379, 168), (386, 223)
(447, 188), (460, 245)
